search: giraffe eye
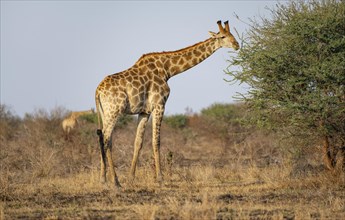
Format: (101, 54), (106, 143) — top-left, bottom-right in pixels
(221, 36), (226, 39)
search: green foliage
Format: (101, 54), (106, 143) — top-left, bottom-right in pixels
(80, 113), (134, 128)
(80, 113), (98, 124)
(200, 103), (248, 145)
(116, 115), (134, 128)
(227, 0), (345, 145)
(201, 103), (243, 123)
(164, 114), (188, 129)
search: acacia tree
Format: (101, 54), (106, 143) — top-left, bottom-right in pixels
(227, 0), (345, 170)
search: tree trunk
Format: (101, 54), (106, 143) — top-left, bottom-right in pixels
(322, 136), (336, 170)
(322, 135), (345, 173)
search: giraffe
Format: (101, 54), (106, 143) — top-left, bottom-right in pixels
(95, 20), (239, 188)
(62, 109), (94, 140)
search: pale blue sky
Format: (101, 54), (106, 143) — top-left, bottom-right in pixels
(1, 0), (284, 117)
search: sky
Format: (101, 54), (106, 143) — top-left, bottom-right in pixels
(1, 0), (284, 117)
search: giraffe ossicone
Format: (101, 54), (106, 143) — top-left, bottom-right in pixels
(95, 20), (239, 188)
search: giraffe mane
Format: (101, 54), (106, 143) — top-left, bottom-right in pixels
(135, 38), (213, 64)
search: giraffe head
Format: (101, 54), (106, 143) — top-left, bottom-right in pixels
(209, 20), (240, 50)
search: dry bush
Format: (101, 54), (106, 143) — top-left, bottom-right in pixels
(1, 104), (344, 219)
(1, 107), (100, 188)
(0, 104), (340, 185)
(0, 105), (21, 141)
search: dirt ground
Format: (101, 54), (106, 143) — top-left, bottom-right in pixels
(2, 158), (344, 219)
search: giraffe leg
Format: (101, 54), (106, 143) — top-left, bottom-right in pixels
(99, 110), (123, 188)
(130, 113), (150, 180)
(103, 120), (122, 188)
(106, 145), (121, 188)
(152, 107), (164, 183)
(65, 127), (71, 141)
(100, 152), (106, 183)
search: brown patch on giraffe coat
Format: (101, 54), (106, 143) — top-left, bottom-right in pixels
(127, 75), (133, 81)
(172, 56), (180, 65)
(148, 63), (156, 70)
(153, 75), (164, 85)
(117, 73), (124, 79)
(110, 87), (117, 95)
(146, 71), (153, 79)
(148, 57), (155, 63)
(152, 69), (159, 76)
(164, 60), (171, 69)
(105, 83), (111, 90)
(158, 70), (168, 79)
(119, 78), (126, 87)
(139, 77), (145, 84)
(183, 63), (190, 70)
(137, 60), (144, 66)
(138, 85), (145, 92)
(151, 83), (160, 93)
(155, 60), (163, 69)
(118, 92), (126, 99)
(185, 52), (193, 61)
(170, 66), (181, 74)
(132, 80), (140, 88)
(194, 50), (202, 57)
(192, 58), (199, 65)
(140, 66), (148, 73)
(142, 75), (149, 82)
(131, 87), (139, 95)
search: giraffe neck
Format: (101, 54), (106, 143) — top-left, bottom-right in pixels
(136, 37), (219, 79)
(168, 38), (219, 78)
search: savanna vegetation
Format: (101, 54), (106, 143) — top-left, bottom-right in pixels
(0, 102), (344, 219)
(227, 0), (345, 171)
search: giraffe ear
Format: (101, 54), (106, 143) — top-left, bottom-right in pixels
(209, 31), (217, 38)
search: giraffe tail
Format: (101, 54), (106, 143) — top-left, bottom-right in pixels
(95, 94), (103, 132)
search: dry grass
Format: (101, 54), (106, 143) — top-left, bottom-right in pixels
(2, 165), (344, 219)
(1, 107), (344, 219)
